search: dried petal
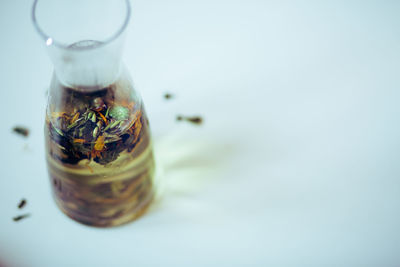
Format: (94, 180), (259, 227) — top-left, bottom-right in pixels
(94, 135), (105, 151)
(97, 112), (108, 124)
(70, 112), (80, 124)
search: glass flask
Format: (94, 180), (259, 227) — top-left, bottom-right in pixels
(32, 0), (155, 227)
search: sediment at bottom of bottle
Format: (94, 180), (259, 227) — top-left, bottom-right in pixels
(47, 148), (155, 227)
(54, 190), (154, 227)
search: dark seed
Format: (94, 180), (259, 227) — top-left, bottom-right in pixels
(13, 126), (29, 137)
(13, 214), (31, 222)
(164, 93), (173, 99)
(176, 115), (203, 125)
(186, 116), (203, 124)
(18, 199), (27, 209)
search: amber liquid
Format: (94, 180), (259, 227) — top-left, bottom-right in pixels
(45, 85), (155, 227)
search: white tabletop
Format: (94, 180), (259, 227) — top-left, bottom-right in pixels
(1, 0), (400, 266)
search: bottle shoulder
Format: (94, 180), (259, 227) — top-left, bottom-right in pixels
(45, 78), (145, 145)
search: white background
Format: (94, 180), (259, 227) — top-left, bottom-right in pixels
(1, 0), (400, 266)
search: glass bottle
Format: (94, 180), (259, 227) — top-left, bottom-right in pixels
(32, 0), (155, 227)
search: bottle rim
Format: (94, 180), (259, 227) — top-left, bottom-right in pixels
(31, 0), (131, 51)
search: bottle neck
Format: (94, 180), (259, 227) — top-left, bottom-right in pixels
(48, 40), (123, 90)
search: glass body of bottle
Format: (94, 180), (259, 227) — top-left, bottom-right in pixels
(33, 0), (155, 227)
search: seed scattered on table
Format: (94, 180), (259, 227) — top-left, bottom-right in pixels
(13, 214), (30, 222)
(18, 199), (27, 209)
(176, 115), (203, 125)
(12, 126), (30, 137)
(164, 93), (174, 100)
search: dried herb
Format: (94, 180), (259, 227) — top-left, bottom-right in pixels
(12, 126), (29, 137)
(46, 86), (151, 167)
(18, 199), (27, 209)
(176, 115), (203, 125)
(13, 214), (30, 222)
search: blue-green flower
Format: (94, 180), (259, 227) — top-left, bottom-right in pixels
(109, 106), (129, 120)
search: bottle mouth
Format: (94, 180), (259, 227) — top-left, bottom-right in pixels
(32, 0), (131, 51)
